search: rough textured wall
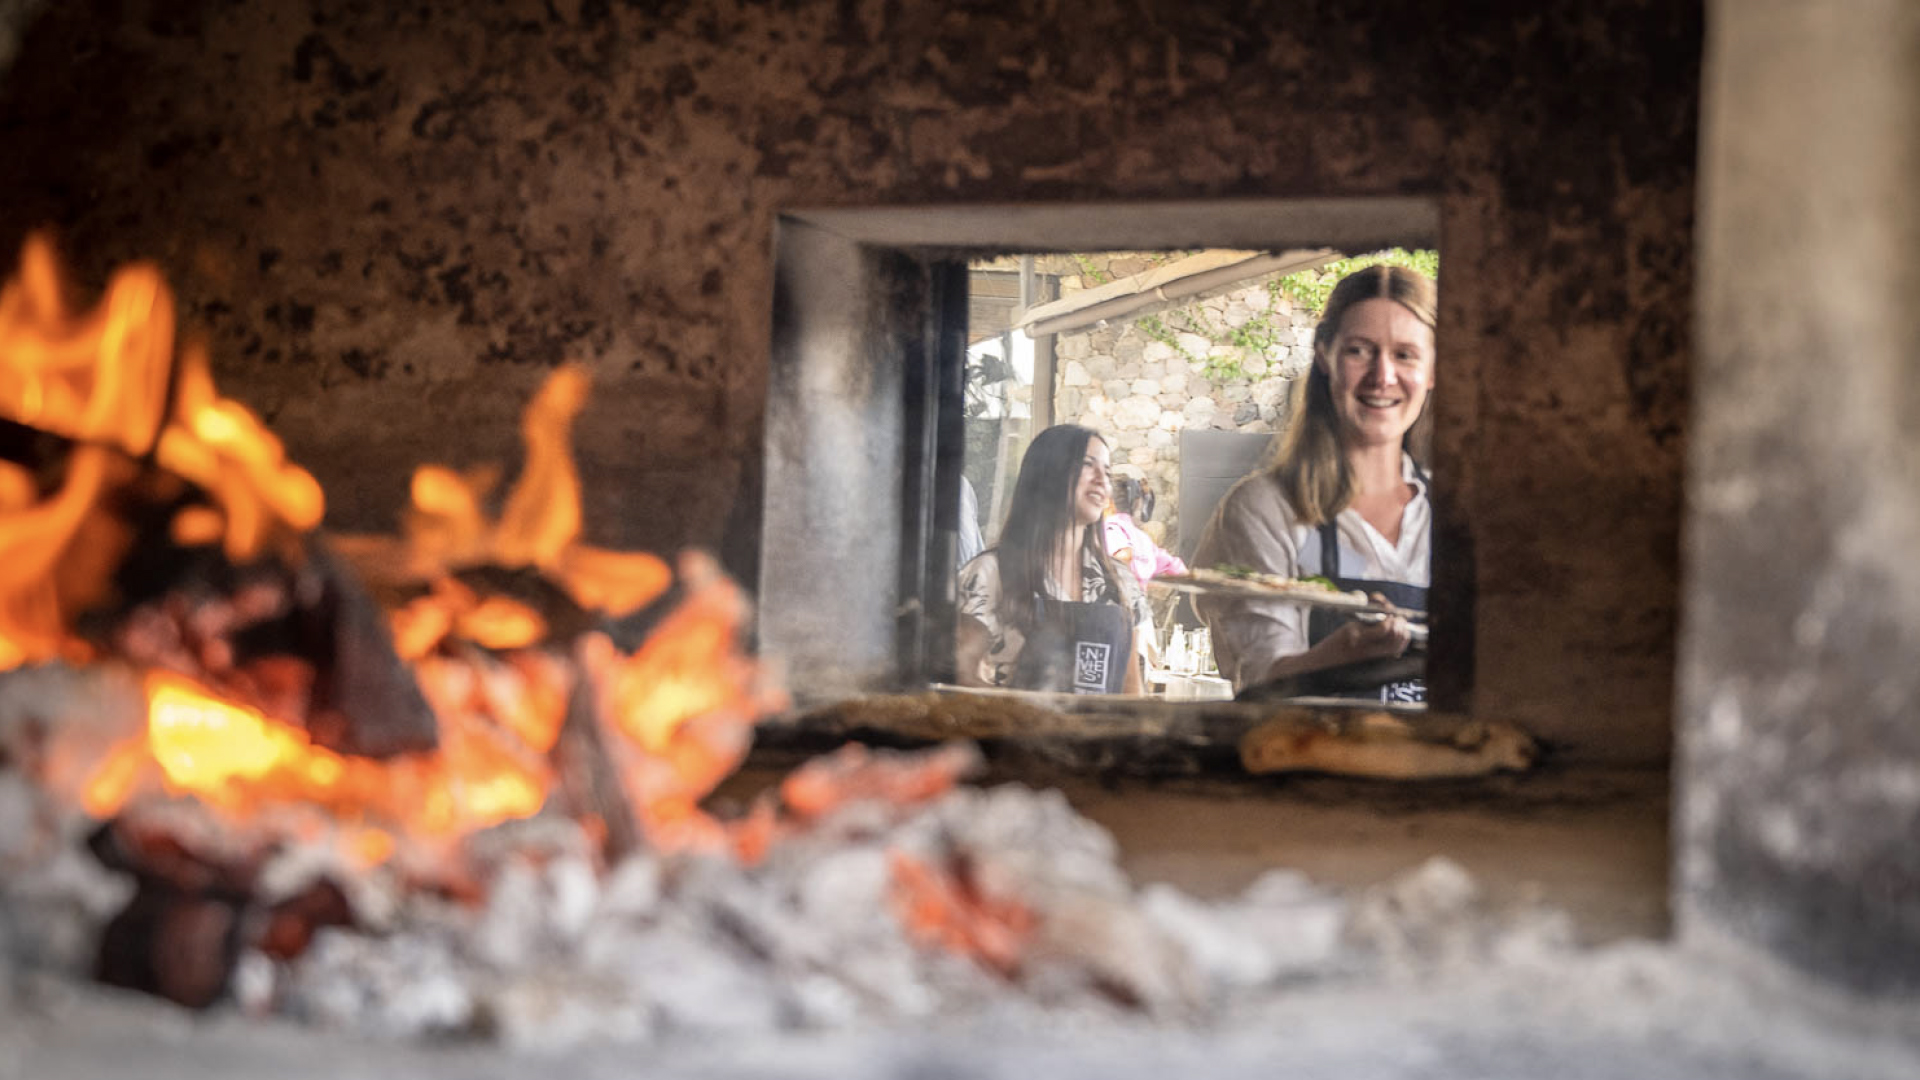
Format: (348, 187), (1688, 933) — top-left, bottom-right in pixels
(1682, 0), (1920, 992)
(0, 0), (1699, 758)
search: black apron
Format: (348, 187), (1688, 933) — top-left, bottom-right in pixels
(1010, 592), (1134, 694)
(1305, 517), (1428, 705)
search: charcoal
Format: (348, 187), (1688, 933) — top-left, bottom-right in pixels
(470, 851), (600, 970)
(594, 853), (663, 922)
(280, 928), (478, 1038)
(256, 879), (356, 961)
(0, 662), (148, 801)
(1343, 855), (1483, 973)
(85, 812), (252, 1008)
(84, 529), (438, 760)
(612, 930), (786, 1036)
(599, 575), (686, 653)
(5, 732), (1604, 1049)
(86, 813), (256, 894)
(81, 801), (392, 1010)
(294, 536), (439, 758)
(1338, 856), (1580, 981)
(450, 564), (598, 643)
(94, 883), (245, 1008)
(549, 661), (641, 863)
(483, 969), (652, 1048)
(1024, 889), (1203, 1017)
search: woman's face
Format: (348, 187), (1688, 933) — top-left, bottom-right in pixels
(1071, 438), (1113, 527)
(1317, 298), (1436, 451)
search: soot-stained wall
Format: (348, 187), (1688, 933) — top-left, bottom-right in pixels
(0, 0), (1699, 758)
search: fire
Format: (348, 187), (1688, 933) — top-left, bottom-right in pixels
(82, 670), (555, 844)
(0, 233), (324, 668)
(400, 364), (670, 619)
(0, 235), (781, 867)
(0, 235), (173, 455)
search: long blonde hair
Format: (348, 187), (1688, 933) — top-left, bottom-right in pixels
(1266, 264), (1437, 526)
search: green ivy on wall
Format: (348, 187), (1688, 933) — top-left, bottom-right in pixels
(1058, 248), (1438, 386)
(1112, 248), (1440, 384)
(1275, 248), (1440, 315)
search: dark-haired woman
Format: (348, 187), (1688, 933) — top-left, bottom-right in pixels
(956, 425), (1149, 694)
(1192, 265), (1435, 701)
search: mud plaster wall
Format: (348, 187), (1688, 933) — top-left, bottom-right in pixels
(1682, 0), (1920, 993)
(0, 0), (1699, 760)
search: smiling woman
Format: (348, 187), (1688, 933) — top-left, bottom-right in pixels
(1192, 265), (1438, 702)
(955, 424), (1149, 694)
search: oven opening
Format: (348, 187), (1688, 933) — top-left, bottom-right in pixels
(755, 199), (1669, 956)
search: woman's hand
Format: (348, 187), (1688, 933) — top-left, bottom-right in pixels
(1257, 610), (1412, 686)
(954, 615), (995, 688)
(1321, 614), (1413, 665)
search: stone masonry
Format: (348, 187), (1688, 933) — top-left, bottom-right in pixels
(1050, 255), (1318, 552)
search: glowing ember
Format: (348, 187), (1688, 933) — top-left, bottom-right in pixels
(889, 850), (1036, 976)
(782, 742), (981, 821)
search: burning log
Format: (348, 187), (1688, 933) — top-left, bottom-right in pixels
(98, 534), (440, 759)
(549, 636), (642, 864)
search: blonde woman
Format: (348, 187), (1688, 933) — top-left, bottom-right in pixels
(1191, 265), (1435, 700)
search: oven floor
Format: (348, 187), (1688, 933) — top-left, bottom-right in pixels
(719, 757), (1670, 945)
(1052, 767), (1670, 944)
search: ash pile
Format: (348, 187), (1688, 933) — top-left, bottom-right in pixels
(0, 728), (1576, 1049)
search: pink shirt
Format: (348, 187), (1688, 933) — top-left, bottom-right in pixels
(1104, 513), (1187, 587)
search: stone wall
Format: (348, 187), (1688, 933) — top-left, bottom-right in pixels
(0, 0), (1701, 760)
(1051, 261), (1317, 551)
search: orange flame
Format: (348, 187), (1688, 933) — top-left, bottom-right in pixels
(0, 235), (325, 668)
(584, 553), (787, 853)
(0, 235), (174, 455)
(80, 670), (562, 851)
(399, 364), (669, 619)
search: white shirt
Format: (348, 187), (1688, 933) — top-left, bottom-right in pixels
(1190, 454), (1430, 690)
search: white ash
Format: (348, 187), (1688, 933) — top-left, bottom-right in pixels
(1138, 869), (1351, 993)
(278, 927), (478, 1038)
(0, 662), (150, 824)
(1, 760), (1605, 1049)
(1345, 856), (1578, 980)
(0, 771), (134, 980)
(262, 784), (1576, 1045)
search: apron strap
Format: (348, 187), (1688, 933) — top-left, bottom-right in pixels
(1318, 519), (1341, 578)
